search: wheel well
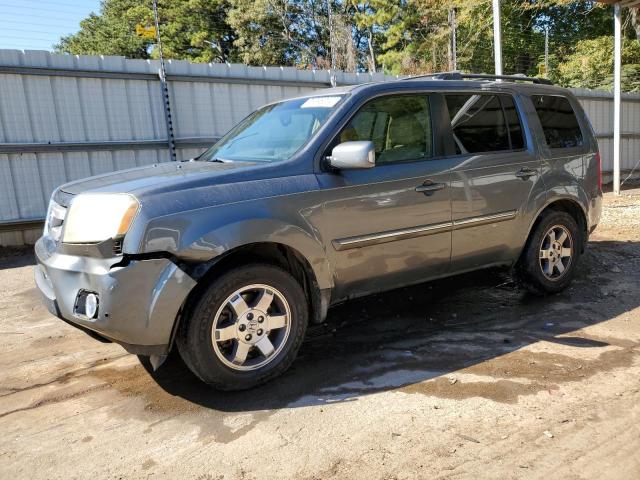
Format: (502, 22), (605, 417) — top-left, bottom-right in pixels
(184, 242), (324, 325)
(515, 199), (588, 272)
(534, 199), (588, 250)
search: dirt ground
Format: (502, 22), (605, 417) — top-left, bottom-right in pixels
(1, 189), (640, 480)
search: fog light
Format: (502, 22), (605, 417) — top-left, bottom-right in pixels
(85, 293), (98, 319)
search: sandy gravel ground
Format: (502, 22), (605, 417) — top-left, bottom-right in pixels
(1, 189), (639, 480)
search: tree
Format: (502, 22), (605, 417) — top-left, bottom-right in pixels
(352, 0), (437, 75)
(228, 0), (372, 71)
(352, 0), (617, 76)
(155, 0), (239, 63)
(56, 0), (152, 58)
(555, 35), (640, 91)
(56, 0), (239, 63)
(227, 0), (329, 67)
(55, 0), (640, 92)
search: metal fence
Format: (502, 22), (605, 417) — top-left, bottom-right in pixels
(0, 50), (392, 245)
(572, 87), (640, 182)
(0, 49), (639, 246)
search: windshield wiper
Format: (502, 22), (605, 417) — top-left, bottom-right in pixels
(187, 156), (230, 163)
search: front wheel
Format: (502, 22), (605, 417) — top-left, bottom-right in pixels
(177, 264), (308, 390)
(517, 210), (582, 294)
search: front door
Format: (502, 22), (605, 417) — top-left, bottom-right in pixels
(316, 93), (455, 300)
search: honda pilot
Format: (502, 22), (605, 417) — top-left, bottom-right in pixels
(35, 73), (603, 390)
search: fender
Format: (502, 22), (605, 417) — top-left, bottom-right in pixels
(137, 200), (334, 290)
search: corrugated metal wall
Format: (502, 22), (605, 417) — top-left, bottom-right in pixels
(0, 50), (639, 245)
(571, 87), (640, 179)
(0, 50), (391, 245)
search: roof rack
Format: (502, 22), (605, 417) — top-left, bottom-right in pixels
(405, 72), (553, 85)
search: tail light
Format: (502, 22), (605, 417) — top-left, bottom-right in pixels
(595, 152), (602, 191)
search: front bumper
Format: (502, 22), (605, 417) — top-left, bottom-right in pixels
(34, 238), (196, 355)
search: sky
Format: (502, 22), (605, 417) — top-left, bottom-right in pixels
(0, 0), (101, 51)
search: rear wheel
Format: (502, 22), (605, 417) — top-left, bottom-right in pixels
(517, 210), (582, 294)
(177, 264), (308, 390)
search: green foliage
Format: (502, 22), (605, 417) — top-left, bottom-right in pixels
(554, 36), (640, 91)
(154, 0), (239, 63)
(227, 0), (330, 67)
(55, 0), (640, 92)
(360, 0), (616, 76)
(56, 0), (239, 63)
(56, 0), (153, 58)
(361, 0), (423, 74)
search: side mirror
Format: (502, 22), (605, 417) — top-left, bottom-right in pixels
(328, 141), (375, 169)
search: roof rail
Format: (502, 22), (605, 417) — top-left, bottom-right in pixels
(405, 72), (553, 85)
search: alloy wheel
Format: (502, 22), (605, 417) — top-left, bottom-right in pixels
(211, 284), (291, 371)
(539, 224), (573, 281)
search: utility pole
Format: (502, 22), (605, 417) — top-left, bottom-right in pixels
(544, 26), (549, 78)
(326, 0), (337, 87)
(614, 3), (622, 195)
(153, 0), (176, 162)
(449, 8), (457, 71)
(492, 0), (503, 76)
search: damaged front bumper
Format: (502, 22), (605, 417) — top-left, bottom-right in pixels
(34, 238), (196, 356)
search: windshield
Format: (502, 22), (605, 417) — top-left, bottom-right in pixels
(199, 95), (345, 163)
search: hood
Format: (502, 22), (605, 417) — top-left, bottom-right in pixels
(59, 160), (258, 196)
(55, 156), (319, 222)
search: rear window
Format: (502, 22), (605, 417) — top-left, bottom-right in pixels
(531, 95), (583, 149)
(445, 94), (525, 154)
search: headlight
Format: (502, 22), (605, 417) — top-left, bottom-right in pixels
(62, 193), (140, 244)
(44, 198), (66, 242)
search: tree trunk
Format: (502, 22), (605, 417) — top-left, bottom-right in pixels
(631, 7), (640, 40)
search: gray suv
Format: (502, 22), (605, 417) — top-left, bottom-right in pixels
(35, 73), (602, 390)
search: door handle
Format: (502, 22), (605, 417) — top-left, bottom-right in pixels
(415, 181), (446, 196)
(515, 167), (537, 180)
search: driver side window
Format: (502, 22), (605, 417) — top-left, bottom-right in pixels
(339, 95), (433, 165)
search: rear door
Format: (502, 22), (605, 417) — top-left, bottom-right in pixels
(446, 92), (543, 271)
(316, 93), (455, 300)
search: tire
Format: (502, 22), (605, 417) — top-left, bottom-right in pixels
(517, 210), (583, 295)
(176, 264), (308, 390)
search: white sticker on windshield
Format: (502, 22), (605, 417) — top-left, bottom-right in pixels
(301, 96), (342, 109)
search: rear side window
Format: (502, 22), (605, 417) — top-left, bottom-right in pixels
(445, 94), (525, 154)
(531, 95), (583, 149)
